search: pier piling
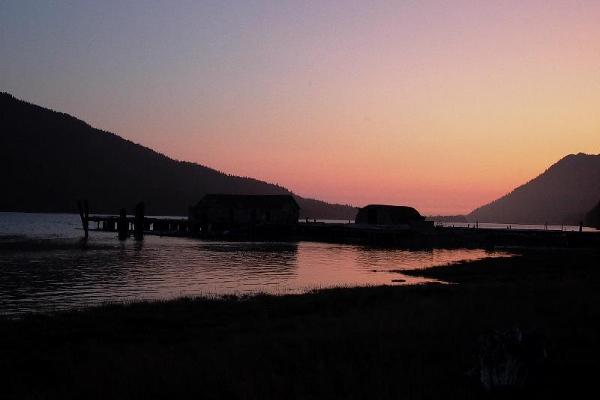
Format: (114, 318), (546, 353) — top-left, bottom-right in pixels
(77, 199), (89, 239)
(118, 208), (128, 240)
(134, 202), (145, 240)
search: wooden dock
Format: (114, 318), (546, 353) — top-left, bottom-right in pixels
(85, 215), (600, 249)
(299, 223), (600, 248)
(298, 222), (427, 246)
(87, 215), (188, 236)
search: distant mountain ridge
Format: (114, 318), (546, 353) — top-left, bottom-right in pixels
(0, 92), (357, 219)
(469, 153), (600, 225)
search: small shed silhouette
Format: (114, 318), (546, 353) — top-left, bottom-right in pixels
(355, 204), (427, 226)
(189, 194), (300, 234)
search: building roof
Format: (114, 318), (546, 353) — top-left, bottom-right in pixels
(358, 204), (424, 221)
(194, 194), (300, 209)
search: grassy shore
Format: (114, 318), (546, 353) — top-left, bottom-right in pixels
(1, 249), (599, 399)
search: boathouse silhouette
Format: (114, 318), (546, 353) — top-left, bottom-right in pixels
(188, 194), (300, 235)
(355, 204), (432, 230)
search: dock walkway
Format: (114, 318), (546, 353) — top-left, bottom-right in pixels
(85, 215), (600, 248)
(87, 215), (188, 235)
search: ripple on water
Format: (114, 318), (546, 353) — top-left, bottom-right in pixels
(0, 234), (512, 315)
(0, 213), (513, 315)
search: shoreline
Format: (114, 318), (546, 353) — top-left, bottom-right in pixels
(1, 248), (599, 398)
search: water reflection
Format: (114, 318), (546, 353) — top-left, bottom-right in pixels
(0, 232), (511, 315)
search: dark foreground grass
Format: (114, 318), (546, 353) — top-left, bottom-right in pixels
(1, 249), (599, 399)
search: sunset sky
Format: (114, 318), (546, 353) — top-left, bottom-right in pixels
(2, 0), (599, 214)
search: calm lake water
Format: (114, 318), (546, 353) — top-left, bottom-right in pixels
(0, 212), (512, 315)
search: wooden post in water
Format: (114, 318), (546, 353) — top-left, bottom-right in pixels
(77, 199), (89, 239)
(118, 208), (128, 240)
(134, 202), (145, 240)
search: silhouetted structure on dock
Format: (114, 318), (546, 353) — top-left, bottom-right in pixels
(77, 199), (89, 239)
(188, 194), (299, 237)
(355, 204), (434, 232)
(134, 202), (145, 240)
(118, 208), (128, 240)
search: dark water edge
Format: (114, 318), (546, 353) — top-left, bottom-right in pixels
(0, 214), (513, 315)
(1, 249), (598, 399)
(0, 240), (510, 316)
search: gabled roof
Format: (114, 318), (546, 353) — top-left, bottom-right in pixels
(194, 194), (300, 209)
(359, 204), (424, 221)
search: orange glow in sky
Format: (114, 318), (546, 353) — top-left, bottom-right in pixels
(2, 1), (599, 214)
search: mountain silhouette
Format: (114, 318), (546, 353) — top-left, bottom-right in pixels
(0, 92), (357, 219)
(469, 153), (600, 225)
